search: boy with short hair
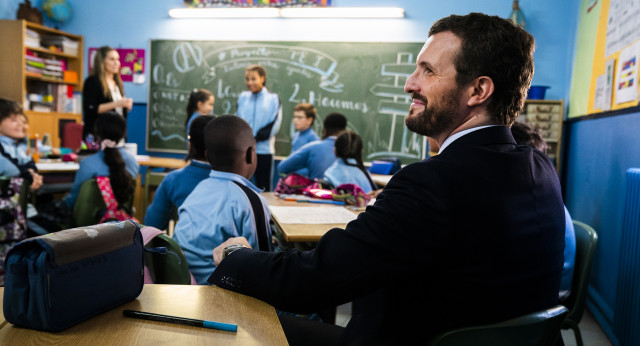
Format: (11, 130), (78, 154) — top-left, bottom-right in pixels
(290, 103), (319, 153)
(277, 112), (347, 179)
(173, 115), (271, 284)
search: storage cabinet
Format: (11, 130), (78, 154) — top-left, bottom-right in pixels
(519, 99), (564, 172)
(0, 20), (83, 148)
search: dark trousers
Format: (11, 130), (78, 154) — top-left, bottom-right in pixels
(278, 315), (345, 346)
(254, 154), (273, 191)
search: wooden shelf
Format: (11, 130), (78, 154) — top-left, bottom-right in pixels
(26, 45), (79, 59)
(26, 73), (79, 86)
(0, 19), (84, 148)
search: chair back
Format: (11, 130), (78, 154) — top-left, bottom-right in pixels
(72, 178), (135, 227)
(143, 230), (192, 284)
(72, 179), (105, 227)
(62, 122), (84, 151)
(563, 220), (598, 325)
(428, 305), (569, 346)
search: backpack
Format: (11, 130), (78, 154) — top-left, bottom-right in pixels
(140, 226), (195, 285)
(0, 177), (28, 285)
(96, 176), (138, 223)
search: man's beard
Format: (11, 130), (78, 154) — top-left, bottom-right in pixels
(405, 88), (460, 137)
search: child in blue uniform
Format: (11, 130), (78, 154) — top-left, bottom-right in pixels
(277, 112), (347, 179)
(323, 131), (377, 193)
(145, 115), (215, 230)
(290, 103), (319, 153)
(65, 112), (139, 209)
(0, 98), (42, 191)
(173, 115), (271, 284)
(236, 65), (282, 191)
(184, 88), (214, 139)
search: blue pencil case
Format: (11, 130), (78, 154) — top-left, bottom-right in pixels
(3, 220), (144, 331)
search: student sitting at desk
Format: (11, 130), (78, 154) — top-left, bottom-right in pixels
(173, 115), (271, 284)
(277, 112), (347, 179)
(290, 103), (319, 153)
(65, 112), (139, 210)
(0, 98), (42, 191)
(144, 115), (215, 230)
(323, 131), (377, 193)
(184, 88), (214, 138)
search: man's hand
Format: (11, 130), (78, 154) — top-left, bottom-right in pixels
(213, 237), (251, 266)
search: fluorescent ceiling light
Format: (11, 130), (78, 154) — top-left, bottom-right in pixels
(280, 7), (404, 18)
(169, 8), (280, 18)
(168, 7), (404, 19)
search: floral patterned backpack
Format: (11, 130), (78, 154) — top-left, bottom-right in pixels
(96, 176), (138, 223)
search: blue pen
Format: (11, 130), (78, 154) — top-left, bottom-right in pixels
(297, 199), (345, 205)
(123, 310), (237, 332)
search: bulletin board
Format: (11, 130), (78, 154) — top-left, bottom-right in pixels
(570, 0), (640, 118)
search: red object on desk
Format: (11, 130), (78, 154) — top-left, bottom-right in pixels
(62, 153), (77, 162)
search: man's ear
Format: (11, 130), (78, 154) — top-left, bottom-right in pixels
(245, 146), (253, 164)
(467, 76), (494, 107)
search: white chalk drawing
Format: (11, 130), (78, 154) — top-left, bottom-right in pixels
(149, 42), (424, 160)
(367, 52), (424, 160)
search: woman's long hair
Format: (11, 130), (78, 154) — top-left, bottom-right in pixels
(96, 112), (134, 206)
(91, 46), (125, 100)
(334, 131), (376, 190)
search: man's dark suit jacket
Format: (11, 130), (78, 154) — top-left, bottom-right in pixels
(209, 125), (565, 345)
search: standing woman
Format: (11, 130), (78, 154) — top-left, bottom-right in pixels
(82, 46), (133, 141)
(236, 65), (282, 191)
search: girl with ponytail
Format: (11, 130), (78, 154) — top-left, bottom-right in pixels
(323, 131), (377, 193)
(65, 111), (139, 209)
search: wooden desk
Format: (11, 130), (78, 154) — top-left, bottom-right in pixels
(134, 156), (188, 220)
(370, 173), (392, 188)
(0, 284), (287, 345)
(263, 192), (359, 243)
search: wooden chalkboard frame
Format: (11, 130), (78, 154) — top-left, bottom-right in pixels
(147, 39), (427, 164)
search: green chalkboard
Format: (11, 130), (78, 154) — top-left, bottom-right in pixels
(148, 40), (426, 163)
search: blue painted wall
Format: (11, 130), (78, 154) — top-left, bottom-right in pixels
(563, 112), (640, 344)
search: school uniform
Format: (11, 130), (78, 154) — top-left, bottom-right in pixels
(143, 160), (212, 230)
(277, 137), (336, 179)
(64, 147), (139, 209)
(237, 87), (282, 190)
(0, 136), (36, 179)
(173, 170), (271, 284)
(323, 158), (375, 193)
(291, 127), (319, 153)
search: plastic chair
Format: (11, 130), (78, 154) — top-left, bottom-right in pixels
(141, 171), (168, 220)
(61, 122), (84, 151)
(561, 220), (598, 346)
(142, 229), (193, 285)
(427, 305), (568, 346)
(71, 178), (135, 227)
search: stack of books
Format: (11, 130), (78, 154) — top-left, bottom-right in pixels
(43, 58), (65, 80)
(41, 35), (79, 55)
(25, 54), (45, 77)
(24, 29), (40, 49)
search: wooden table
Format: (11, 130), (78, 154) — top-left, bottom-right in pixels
(134, 156), (188, 220)
(370, 173), (392, 188)
(263, 192), (359, 243)
(0, 284), (287, 345)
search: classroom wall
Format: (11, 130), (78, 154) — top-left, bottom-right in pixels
(562, 113), (640, 344)
(0, 0), (581, 156)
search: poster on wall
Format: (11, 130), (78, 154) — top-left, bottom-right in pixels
(614, 43), (640, 104)
(603, 58), (615, 110)
(88, 48), (146, 84)
(605, 0), (640, 58)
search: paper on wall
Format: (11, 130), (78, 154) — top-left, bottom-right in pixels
(615, 42), (640, 104)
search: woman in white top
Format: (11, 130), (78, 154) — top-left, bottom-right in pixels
(82, 46), (133, 141)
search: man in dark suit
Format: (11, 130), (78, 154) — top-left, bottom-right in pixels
(208, 13), (565, 345)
